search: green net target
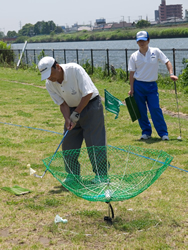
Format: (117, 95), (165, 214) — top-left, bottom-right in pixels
(42, 145), (173, 203)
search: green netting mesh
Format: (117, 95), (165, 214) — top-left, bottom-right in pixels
(42, 145), (173, 202)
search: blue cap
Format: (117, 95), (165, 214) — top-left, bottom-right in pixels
(136, 31), (149, 41)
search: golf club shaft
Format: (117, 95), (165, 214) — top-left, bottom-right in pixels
(34, 130), (69, 178)
(174, 81), (182, 137)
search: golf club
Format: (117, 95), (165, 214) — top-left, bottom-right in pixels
(34, 130), (69, 178)
(174, 81), (182, 140)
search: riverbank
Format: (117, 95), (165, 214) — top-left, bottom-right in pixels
(13, 23), (188, 43)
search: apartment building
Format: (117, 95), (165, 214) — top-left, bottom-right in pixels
(158, 0), (183, 22)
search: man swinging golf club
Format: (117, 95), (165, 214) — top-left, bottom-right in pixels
(38, 56), (107, 183)
(128, 31), (178, 140)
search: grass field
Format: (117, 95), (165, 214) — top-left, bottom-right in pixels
(0, 67), (187, 249)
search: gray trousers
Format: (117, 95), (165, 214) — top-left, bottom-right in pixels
(62, 96), (107, 176)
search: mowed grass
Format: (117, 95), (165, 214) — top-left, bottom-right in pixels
(0, 67), (188, 250)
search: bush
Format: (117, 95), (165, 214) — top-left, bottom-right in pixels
(15, 36), (28, 43)
(82, 60), (93, 75)
(178, 58), (188, 91)
(0, 41), (14, 64)
(157, 74), (173, 89)
(37, 50), (46, 61)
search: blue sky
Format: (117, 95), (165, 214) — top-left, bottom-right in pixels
(1, 0), (188, 34)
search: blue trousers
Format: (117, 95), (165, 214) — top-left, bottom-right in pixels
(134, 80), (168, 137)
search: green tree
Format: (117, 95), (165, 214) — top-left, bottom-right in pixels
(34, 20), (56, 35)
(7, 31), (18, 38)
(0, 31), (5, 38)
(136, 20), (151, 28)
(48, 21), (56, 32)
(41, 22), (49, 34)
(55, 26), (63, 34)
(18, 23), (34, 37)
(34, 21), (42, 35)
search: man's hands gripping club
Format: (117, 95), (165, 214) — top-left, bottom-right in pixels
(60, 93), (93, 131)
(65, 111), (80, 130)
(70, 111), (80, 124)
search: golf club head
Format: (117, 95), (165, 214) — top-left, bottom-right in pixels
(34, 173), (43, 178)
(33, 169), (48, 178)
(30, 167), (36, 175)
(177, 136), (182, 140)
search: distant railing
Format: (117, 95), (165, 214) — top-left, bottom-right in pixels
(9, 48), (188, 78)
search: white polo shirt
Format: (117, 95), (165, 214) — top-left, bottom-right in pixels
(128, 47), (169, 82)
(45, 63), (99, 107)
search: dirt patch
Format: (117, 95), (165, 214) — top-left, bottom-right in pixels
(162, 107), (188, 120)
(1, 79), (46, 89)
(7, 239), (18, 245)
(38, 236), (50, 245)
(0, 228), (10, 237)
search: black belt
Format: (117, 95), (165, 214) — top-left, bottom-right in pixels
(71, 95), (99, 110)
(89, 95), (99, 103)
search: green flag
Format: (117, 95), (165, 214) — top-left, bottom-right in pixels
(104, 89), (124, 119)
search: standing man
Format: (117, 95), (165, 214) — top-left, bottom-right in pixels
(38, 56), (107, 182)
(128, 31), (178, 140)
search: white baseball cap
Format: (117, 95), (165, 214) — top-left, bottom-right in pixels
(38, 56), (55, 81)
(136, 31), (149, 42)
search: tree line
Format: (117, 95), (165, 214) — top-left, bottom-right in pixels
(3, 19), (151, 39)
(6, 20), (63, 38)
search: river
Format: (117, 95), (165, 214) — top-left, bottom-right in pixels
(11, 37), (188, 50)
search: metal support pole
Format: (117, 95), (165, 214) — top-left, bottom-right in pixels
(91, 49), (94, 74)
(76, 49), (79, 64)
(34, 50), (36, 64)
(25, 50), (28, 65)
(173, 48), (176, 76)
(64, 49), (66, 64)
(104, 202), (114, 224)
(125, 49), (128, 81)
(18, 50), (21, 62)
(106, 49), (110, 76)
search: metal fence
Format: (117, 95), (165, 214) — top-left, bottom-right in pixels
(11, 48), (188, 78)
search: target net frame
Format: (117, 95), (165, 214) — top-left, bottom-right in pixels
(42, 145), (173, 203)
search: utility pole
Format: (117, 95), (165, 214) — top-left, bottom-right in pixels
(128, 16), (130, 23)
(121, 16), (124, 28)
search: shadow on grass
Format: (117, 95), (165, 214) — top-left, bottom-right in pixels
(134, 138), (161, 144)
(137, 137), (183, 144)
(48, 185), (69, 194)
(112, 211), (161, 233)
